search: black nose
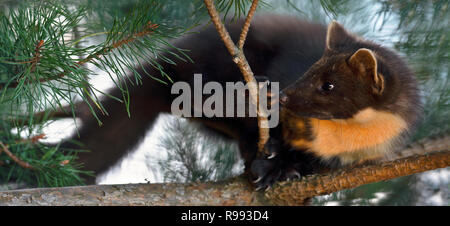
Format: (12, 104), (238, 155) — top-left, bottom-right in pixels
(279, 91), (288, 105)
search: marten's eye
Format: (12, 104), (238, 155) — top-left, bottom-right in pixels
(321, 82), (334, 91)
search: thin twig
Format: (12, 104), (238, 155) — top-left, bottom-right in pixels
(203, 0), (239, 56)
(16, 134), (46, 145)
(238, 0), (259, 50)
(30, 40), (44, 73)
(0, 141), (34, 170)
(3, 101), (81, 126)
(0, 40), (44, 66)
(203, 0), (269, 154)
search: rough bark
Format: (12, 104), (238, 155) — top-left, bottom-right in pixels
(0, 137), (448, 206)
(265, 150), (449, 205)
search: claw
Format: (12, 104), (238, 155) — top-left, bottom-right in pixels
(265, 185), (272, 192)
(267, 152), (277, 159)
(255, 186), (264, 191)
(293, 170), (301, 179)
(253, 177), (262, 183)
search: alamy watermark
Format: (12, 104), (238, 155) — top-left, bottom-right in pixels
(171, 74), (279, 128)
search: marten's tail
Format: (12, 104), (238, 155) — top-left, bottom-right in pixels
(61, 70), (173, 184)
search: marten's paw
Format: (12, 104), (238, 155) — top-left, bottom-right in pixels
(263, 136), (282, 159)
(250, 152), (302, 191)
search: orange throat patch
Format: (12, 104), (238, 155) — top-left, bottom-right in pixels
(287, 108), (408, 164)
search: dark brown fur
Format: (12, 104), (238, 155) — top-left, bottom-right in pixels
(280, 22), (421, 125)
(60, 16), (421, 187)
(62, 15), (327, 184)
(251, 22), (422, 188)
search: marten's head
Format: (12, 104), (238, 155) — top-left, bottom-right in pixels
(279, 21), (422, 162)
(280, 21), (394, 120)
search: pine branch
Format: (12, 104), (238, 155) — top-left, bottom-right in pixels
(203, 0), (270, 154)
(0, 22), (159, 90)
(0, 141), (34, 169)
(0, 0), (195, 125)
(0, 137), (448, 206)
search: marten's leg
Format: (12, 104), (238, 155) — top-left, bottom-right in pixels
(237, 127), (259, 177)
(62, 78), (172, 184)
(250, 125), (324, 189)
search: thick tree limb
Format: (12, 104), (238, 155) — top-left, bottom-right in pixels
(0, 177), (267, 206)
(0, 137), (448, 206)
(265, 150), (450, 205)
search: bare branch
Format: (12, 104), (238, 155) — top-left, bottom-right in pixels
(238, 0), (259, 50)
(203, 0), (269, 154)
(4, 102), (82, 125)
(30, 40), (44, 73)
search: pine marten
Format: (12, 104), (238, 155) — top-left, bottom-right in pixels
(61, 15), (422, 186)
(250, 21), (422, 188)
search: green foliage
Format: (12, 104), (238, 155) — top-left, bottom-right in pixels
(0, 120), (91, 187)
(377, 0), (450, 140)
(0, 1), (87, 115)
(0, 1), (92, 186)
(0, 0), (252, 187)
(150, 117), (243, 183)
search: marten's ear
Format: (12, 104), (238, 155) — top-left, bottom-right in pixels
(326, 21), (354, 50)
(348, 48), (384, 94)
